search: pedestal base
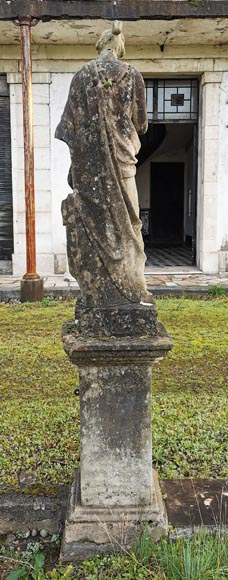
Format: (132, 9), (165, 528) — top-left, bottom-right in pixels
(60, 469), (167, 562)
(61, 309), (171, 562)
(75, 302), (158, 337)
(21, 277), (43, 302)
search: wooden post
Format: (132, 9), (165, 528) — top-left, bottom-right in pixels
(18, 17), (43, 302)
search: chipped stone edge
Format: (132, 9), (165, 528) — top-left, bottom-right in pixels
(60, 469), (167, 562)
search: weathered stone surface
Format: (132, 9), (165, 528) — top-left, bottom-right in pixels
(0, 478), (227, 540)
(161, 479), (228, 530)
(56, 21), (150, 308)
(75, 302), (158, 338)
(2, 1), (228, 21)
(62, 320), (171, 366)
(61, 311), (171, 559)
(57, 21), (172, 562)
(62, 324), (171, 510)
(0, 486), (68, 535)
(61, 469), (167, 562)
(80, 364), (152, 507)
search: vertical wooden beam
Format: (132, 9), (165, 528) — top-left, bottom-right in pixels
(18, 17), (43, 302)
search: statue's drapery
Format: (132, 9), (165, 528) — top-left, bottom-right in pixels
(55, 52), (148, 306)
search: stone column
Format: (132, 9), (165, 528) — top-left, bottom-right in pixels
(217, 72), (228, 274)
(61, 305), (171, 561)
(198, 72), (222, 274)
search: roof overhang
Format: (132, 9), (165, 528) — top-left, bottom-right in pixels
(1, 17), (228, 47)
(1, 0), (228, 22)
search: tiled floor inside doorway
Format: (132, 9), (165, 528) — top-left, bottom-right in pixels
(145, 245), (192, 268)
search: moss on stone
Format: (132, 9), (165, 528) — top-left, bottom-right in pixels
(0, 483), (61, 496)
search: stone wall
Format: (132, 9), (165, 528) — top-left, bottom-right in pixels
(8, 72), (53, 276)
(1, 39), (228, 274)
(218, 72), (228, 273)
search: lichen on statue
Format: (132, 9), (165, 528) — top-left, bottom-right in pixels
(55, 20), (151, 308)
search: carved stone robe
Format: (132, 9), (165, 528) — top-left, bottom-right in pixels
(55, 51), (148, 307)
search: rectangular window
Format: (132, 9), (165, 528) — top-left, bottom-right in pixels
(145, 79), (198, 122)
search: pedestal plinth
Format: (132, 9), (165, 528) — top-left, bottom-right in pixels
(61, 315), (172, 561)
(62, 469), (167, 562)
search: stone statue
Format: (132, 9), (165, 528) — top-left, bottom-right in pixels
(55, 21), (152, 312)
(56, 24), (172, 563)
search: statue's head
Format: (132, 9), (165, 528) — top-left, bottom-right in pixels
(96, 20), (125, 59)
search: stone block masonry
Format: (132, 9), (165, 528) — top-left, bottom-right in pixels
(8, 72), (54, 277)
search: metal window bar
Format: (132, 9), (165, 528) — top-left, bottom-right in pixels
(145, 79), (198, 123)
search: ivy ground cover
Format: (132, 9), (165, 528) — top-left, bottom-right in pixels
(0, 298), (227, 491)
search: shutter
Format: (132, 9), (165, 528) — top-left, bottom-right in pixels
(0, 75), (13, 259)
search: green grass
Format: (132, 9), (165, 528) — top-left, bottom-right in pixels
(2, 529), (228, 579)
(0, 298), (227, 490)
(132, 528), (228, 580)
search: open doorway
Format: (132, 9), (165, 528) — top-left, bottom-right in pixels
(136, 79), (198, 268)
(0, 75), (13, 274)
(151, 160), (185, 244)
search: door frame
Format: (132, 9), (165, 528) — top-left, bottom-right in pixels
(143, 77), (199, 266)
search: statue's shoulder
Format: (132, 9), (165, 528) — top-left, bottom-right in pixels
(70, 60), (97, 87)
(128, 64), (143, 79)
(119, 60), (143, 81)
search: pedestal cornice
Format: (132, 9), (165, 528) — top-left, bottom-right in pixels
(62, 321), (172, 367)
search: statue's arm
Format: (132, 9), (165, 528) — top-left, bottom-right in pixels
(132, 68), (148, 135)
(67, 165), (73, 190)
(55, 75), (77, 148)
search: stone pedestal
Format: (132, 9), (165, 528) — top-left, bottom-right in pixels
(61, 313), (172, 561)
(61, 469), (167, 562)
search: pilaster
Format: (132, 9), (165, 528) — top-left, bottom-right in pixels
(198, 72), (222, 273)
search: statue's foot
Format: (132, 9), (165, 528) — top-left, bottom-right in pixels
(140, 290), (155, 305)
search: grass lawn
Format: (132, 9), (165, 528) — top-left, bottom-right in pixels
(1, 528), (228, 579)
(0, 298), (227, 491)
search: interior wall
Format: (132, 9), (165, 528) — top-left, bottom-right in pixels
(136, 161), (150, 208)
(136, 124), (194, 242)
(185, 141), (194, 238)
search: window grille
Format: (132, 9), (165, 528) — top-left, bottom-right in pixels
(145, 79), (198, 122)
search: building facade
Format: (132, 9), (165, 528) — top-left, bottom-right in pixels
(0, 1), (228, 275)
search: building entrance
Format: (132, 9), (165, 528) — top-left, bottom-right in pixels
(136, 78), (198, 268)
(151, 161), (185, 244)
(0, 75), (13, 273)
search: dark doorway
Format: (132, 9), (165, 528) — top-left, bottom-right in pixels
(0, 75), (13, 272)
(137, 122), (198, 267)
(137, 77), (198, 268)
(150, 162), (185, 245)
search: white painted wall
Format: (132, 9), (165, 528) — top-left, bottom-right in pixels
(136, 125), (194, 243)
(136, 162), (150, 208)
(184, 142), (194, 239)
(8, 71), (75, 276)
(3, 43), (228, 275)
(218, 72), (228, 272)
(198, 73), (222, 273)
(8, 73), (53, 276)
(50, 73), (73, 273)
